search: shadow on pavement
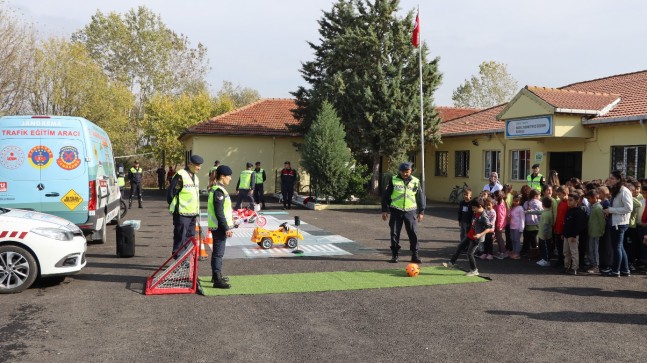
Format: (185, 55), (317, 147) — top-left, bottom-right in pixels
(529, 286), (647, 299)
(486, 310), (647, 325)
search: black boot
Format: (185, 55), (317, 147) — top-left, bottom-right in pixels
(213, 272), (231, 289)
(411, 251), (422, 263)
(389, 253), (399, 263)
(128, 199), (132, 209)
(138, 199), (143, 208)
(262, 203), (266, 210)
(211, 273), (229, 283)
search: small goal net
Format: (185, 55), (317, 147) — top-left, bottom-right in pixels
(145, 238), (198, 295)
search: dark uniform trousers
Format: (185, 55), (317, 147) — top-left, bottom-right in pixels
(210, 229), (227, 273)
(389, 208), (419, 253)
(172, 213), (197, 254)
(253, 184), (265, 205)
(130, 182), (143, 203)
(281, 184), (294, 208)
(235, 189), (254, 210)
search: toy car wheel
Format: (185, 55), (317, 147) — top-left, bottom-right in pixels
(260, 238), (273, 249)
(256, 216), (267, 227)
(286, 238), (298, 249)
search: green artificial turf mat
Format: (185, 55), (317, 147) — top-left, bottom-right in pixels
(198, 266), (487, 296)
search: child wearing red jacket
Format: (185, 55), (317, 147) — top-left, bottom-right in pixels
(553, 186), (570, 267)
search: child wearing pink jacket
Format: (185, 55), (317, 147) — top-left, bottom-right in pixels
(508, 194), (525, 259)
(494, 191), (508, 259)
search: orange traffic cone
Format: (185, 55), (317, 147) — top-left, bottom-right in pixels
(205, 230), (213, 249)
(198, 240), (208, 260)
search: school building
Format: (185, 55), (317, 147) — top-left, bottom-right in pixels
(424, 70), (647, 202)
(178, 98), (305, 194)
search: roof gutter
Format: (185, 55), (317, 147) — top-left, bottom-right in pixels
(582, 114), (647, 126)
(441, 128), (505, 137)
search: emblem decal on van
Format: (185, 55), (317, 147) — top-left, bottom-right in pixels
(27, 145), (54, 169)
(57, 146), (81, 170)
(0, 145), (24, 169)
(61, 189), (83, 210)
(0, 181), (7, 192)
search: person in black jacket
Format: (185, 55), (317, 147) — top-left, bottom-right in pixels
(208, 165), (234, 289)
(128, 160), (143, 208)
(458, 188), (473, 241)
(562, 193), (587, 275)
(280, 161), (296, 210)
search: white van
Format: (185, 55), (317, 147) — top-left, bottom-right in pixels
(0, 115), (121, 243)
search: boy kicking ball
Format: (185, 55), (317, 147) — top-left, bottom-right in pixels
(443, 197), (494, 276)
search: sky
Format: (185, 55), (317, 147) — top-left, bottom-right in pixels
(6, 0), (647, 106)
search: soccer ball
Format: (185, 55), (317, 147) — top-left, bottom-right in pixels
(406, 263), (420, 277)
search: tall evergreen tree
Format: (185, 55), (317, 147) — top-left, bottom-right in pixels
(300, 101), (353, 202)
(292, 0), (442, 194)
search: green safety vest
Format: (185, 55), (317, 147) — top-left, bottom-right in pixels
(207, 184), (233, 229)
(255, 168), (264, 184)
(527, 173), (543, 191)
(169, 169), (200, 216)
(239, 170), (253, 189)
(130, 167), (142, 174)
(117, 176), (125, 187)
(390, 175), (419, 211)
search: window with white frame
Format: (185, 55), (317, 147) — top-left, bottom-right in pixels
(435, 151), (448, 176)
(455, 151), (469, 177)
(611, 145), (646, 179)
(483, 150), (501, 179)
(511, 149), (530, 180)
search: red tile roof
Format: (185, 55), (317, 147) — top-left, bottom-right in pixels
(525, 86), (620, 114)
(182, 98), (301, 138)
(436, 106), (481, 122)
(439, 104), (506, 136)
(560, 70), (647, 121)
(441, 69), (647, 135)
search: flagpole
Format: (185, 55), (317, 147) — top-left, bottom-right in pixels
(417, 7), (425, 195)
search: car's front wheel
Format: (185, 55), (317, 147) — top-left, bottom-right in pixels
(0, 245), (39, 294)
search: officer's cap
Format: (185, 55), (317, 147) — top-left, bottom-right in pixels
(190, 154), (204, 165)
(246, 162), (253, 167)
(532, 163), (540, 169)
(218, 165), (233, 176)
(399, 162), (412, 171)
(255, 161), (261, 165)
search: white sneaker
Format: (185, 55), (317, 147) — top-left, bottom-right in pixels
(539, 260), (551, 267)
(465, 269), (480, 277)
(536, 259), (546, 266)
(442, 262), (455, 269)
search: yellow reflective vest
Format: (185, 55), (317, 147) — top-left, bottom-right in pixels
(207, 184), (233, 229)
(390, 175), (419, 211)
(239, 170), (253, 189)
(527, 173), (543, 191)
(169, 169), (200, 216)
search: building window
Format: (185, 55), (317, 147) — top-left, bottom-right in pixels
(435, 151), (448, 176)
(611, 145), (646, 179)
(511, 149), (530, 180)
(483, 150), (501, 179)
(455, 151), (469, 177)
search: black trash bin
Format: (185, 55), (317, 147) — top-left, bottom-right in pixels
(116, 224), (135, 257)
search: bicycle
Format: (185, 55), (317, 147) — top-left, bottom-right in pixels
(448, 182), (469, 204)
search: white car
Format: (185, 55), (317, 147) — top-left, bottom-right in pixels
(0, 207), (87, 294)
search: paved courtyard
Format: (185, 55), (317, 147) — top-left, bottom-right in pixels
(1, 189), (646, 363)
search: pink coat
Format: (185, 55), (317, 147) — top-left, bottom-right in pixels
(494, 202), (507, 231)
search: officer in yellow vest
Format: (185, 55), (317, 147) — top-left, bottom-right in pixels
(167, 154), (203, 255)
(235, 162), (256, 210)
(381, 162), (426, 263)
(253, 161), (267, 210)
(207, 165), (234, 289)
(128, 160), (144, 208)
(527, 163), (545, 191)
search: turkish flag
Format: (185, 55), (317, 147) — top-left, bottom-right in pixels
(412, 13), (420, 47)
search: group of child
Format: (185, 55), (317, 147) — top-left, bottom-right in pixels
(445, 175), (647, 277)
